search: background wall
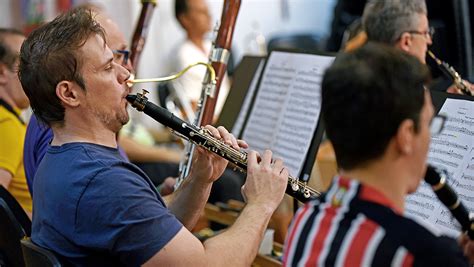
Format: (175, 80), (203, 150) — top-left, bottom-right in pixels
(0, 0), (337, 127)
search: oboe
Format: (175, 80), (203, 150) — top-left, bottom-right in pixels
(127, 90), (321, 203)
(427, 50), (473, 96)
(130, 0), (157, 72)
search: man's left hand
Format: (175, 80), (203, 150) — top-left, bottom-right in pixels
(447, 80), (474, 95)
(459, 233), (474, 264)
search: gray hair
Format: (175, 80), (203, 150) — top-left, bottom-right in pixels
(363, 0), (427, 44)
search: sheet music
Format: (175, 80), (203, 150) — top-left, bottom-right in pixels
(231, 59), (265, 136)
(241, 51), (335, 177)
(405, 98), (474, 237)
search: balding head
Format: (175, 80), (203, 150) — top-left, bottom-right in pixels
(91, 11), (132, 72)
(94, 12), (127, 51)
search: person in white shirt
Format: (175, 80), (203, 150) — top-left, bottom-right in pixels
(170, 0), (231, 118)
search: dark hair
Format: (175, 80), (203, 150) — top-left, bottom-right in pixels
(321, 42), (429, 170)
(18, 8), (105, 126)
(0, 28), (24, 70)
(175, 0), (189, 22)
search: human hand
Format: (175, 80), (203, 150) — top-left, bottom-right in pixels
(188, 125), (247, 184)
(459, 233), (474, 264)
(447, 80), (474, 95)
(158, 177), (176, 196)
(241, 150), (289, 211)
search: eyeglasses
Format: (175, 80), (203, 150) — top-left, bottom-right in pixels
(430, 114), (446, 135)
(407, 27), (435, 40)
(112, 49), (130, 66)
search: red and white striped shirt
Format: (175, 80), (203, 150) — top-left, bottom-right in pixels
(283, 176), (468, 267)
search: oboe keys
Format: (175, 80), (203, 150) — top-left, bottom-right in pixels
(290, 176), (300, 192)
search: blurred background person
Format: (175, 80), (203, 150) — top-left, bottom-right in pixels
(167, 0), (231, 119)
(0, 28), (31, 216)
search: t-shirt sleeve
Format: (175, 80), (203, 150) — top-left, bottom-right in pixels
(75, 165), (182, 266)
(0, 118), (23, 174)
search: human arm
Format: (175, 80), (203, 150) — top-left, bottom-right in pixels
(147, 127), (176, 143)
(73, 165), (183, 267)
(166, 125), (244, 229)
(0, 118), (24, 189)
(144, 150), (289, 266)
(0, 168), (12, 189)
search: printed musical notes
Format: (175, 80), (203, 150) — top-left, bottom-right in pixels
(242, 51), (335, 177)
(405, 98), (474, 237)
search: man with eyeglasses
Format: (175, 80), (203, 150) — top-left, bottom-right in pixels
(283, 42), (474, 266)
(363, 0), (474, 95)
(364, 0), (431, 64)
(20, 7), (288, 266)
(23, 6), (182, 196)
(0, 28), (32, 216)
(23, 8), (129, 194)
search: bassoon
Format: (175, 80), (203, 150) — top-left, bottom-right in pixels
(177, 0), (241, 185)
(199, 0), (241, 125)
(130, 0), (157, 72)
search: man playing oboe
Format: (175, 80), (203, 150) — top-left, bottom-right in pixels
(362, 0), (474, 95)
(19, 8), (289, 266)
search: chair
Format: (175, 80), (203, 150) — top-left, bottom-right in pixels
(0, 198), (26, 267)
(0, 186), (31, 236)
(21, 238), (62, 267)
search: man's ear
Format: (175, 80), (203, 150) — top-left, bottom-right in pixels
(178, 13), (190, 30)
(395, 118), (415, 155)
(56, 81), (82, 108)
(395, 32), (412, 53)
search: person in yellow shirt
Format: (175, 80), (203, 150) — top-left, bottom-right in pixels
(0, 28), (32, 215)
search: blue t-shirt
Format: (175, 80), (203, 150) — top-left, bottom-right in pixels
(32, 142), (182, 266)
(24, 114), (129, 196)
(23, 114), (52, 194)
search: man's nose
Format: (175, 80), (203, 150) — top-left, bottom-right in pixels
(427, 34), (433, 45)
(117, 64), (131, 84)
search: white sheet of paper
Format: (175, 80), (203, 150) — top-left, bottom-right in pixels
(405, 98), (474, 237)
(241, 51), (335, 177)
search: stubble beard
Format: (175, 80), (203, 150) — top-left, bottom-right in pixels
(91, 105), (130, 133)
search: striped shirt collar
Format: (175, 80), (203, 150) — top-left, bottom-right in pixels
(329, 176), (403, 214)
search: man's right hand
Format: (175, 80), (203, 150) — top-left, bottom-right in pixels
(242, 150), (289, 212)
(447, 80), (474, 95)
(148, 149), (289, 267)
